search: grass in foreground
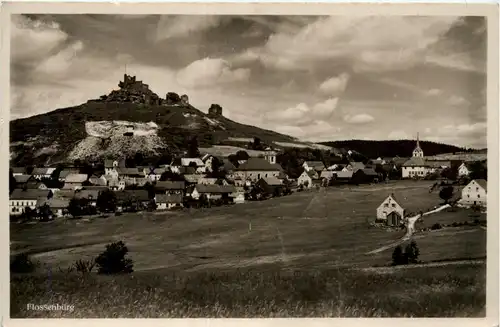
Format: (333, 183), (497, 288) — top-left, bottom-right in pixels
(11, 263), (486, 318)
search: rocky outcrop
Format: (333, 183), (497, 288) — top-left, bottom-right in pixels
(208, 104), (223, 117)
(93, 74), (163, 105)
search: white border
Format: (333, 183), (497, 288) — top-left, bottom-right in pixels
(1, 2), (498, 327)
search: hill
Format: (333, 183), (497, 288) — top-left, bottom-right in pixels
(319, 140), (476, 159)
(10, 74), (328, 167)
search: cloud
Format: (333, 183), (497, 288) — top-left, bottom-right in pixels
(388, 130), (410, 140)
(176, 58), (251, 88)
(343, 113), (374, 124)
(11, 15), (68, 65)
(447, 95), (469, 106)
(155, 16), (224, 41)
(239, 16), (458, 73)
(427, 88), (443, 96)
(319, 73), (350, 95)
(265, 97), (339, 124)
(34, 41), (85, 77)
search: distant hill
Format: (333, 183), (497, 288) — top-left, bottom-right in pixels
(9, 74), (338, 167)
(319, 140), (476, 159)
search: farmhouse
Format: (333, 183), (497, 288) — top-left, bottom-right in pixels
(10, 189), (52, 215)
(89, 175), (107, 187)
(376, 194), (407, 226)
(297, 170), (319, 188)
(74, 190), (101, 206)
(233, 157), (282, 182)
(36, 198), (70, 218)
(58, 169), (80, 182)
(458, 162), (474, 177)
(302, 161), (325, 173)
(352, 168), (379, 184)
(460, 179), (487, 207)
(191, 184), (236, 200)
(14, 175), (36, 188)
(335, 171), (354, 183)
(64, 173), (89, 190)
(255, 177), (284, 195)
(184, 174), (205, 185)
(320, 170), (335, 182)
(155, 194), (183, 210)
(343, 162), (365, 172)
(104, 159), (126, 176)
(171, 158), (206, 174)
(198, 177), (218, 185)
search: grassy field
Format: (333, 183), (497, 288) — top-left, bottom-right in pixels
(10, 180), (487, 317)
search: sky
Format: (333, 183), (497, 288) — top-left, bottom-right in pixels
(10, 14), (487, 148)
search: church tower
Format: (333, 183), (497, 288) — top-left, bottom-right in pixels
(412, 133), (424, 158)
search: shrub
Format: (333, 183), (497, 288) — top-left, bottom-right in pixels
(391, 245), (407, 266)
(404, 241), (420, 264)
(431, 223), (442, 230)
(95, 241), (134, 275)
(10, 253), (36, 273)
(74, 259), (96, 274)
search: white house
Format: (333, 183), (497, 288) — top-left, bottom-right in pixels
(171, 158), (206, 174)
(460, 179), (487, 207)
(9, 189), (51, 216)
(32, 168), (56, 180)
(302, 161), (325, 173)
(458, 162), (473, 177)
(155, 194), (183, 210)
(297, 170), (319, 188)
(233, 158), (282, 182)
(376, 194), (406, 226)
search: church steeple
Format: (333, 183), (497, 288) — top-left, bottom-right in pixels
(412, 132), (424, 158)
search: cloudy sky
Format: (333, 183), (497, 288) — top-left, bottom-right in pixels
(11, 14), (487, 148)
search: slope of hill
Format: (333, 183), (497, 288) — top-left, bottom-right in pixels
(9, 75), (322, 167)
(320, 140), (474, 159)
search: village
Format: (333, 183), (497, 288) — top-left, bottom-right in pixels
(9, 135), (488, 228)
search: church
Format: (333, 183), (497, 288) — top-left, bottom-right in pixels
(401, 134), (434, 179)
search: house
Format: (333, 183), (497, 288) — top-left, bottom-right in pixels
(255, 177), (284, 195)
(74, 189), (101, 206)
(144, 167), (167, 182)
(401, 157), (432, 179)
(171, 158), (206, 174)
(89, 175), (108, 187)
(104, 159), (126, 176)
(352, 168), (379, 184)
(155, 181), (185, 195)
(115, 190), (150, 211)
(233, 157), (282, 182)
(11, 167), (27, 176)
(297, 170), (316, 188)
(221, 159), (236, 172)
(302, 161), (325, 173)
(107, 177), (125, 191)
(58, 169), (80, 182)
(460, 179), (487, 207)
(458, 162), (474, 177)
(14, 175), (35, 188)
(184, 174), (205, 185)
(155, 194), (183, 210)
(36, 198), (70, 218)
(201, 154), (215, 172)
(116, 168), (144, 184)
(263, 149), (277, 164)
(9, 189), (52, 216)
(32, 167), (56, 180)
(320, 170), (335, 183)
(376, 194), (406, 226)
(343, 162), (365, 172)
(198, 177), (218, 185)
(233, 186), (246, 204)
(52, 190), (75, 200)
(191, 184), (237, 200)
(335, 171), (354, 183)
(64, 173), (88, 190)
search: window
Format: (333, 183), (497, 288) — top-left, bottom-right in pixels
(384, 203), (388, 207)
(467, 194), (470, 198)
(478, 194), (480, 198)
(392, 203), (396, 208)
(476, 187), (479, 191)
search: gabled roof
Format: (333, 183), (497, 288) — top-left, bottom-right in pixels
(65, 174), (89, 183)
(11, 167), (27, 174)
(320, 170), (335, 179)
(10, 189), (51, 200)
(195, 184), (236, 194)
(184, 174), (204, 184)
(156, 194), (183, 204)
(14, 175), (33, 183)
(222, 159), (236, 171)
(115, 190), (150, 202)
(155, 181), (185, 190)
(236, 158), (282, 172)
(472, 179), (487, 191)
(59, 169), (80, 179)
(74, 190), (100, 200)
(53, 190), (75, 199)
(349, 162), (365, 170)
(336, 171), (354, 179)
(116, 168), (143, 176)
(303, 161), (325, 170)
(198, 177), (218, 185)
(89, 176), (107, 186)
(306, 170), (319, 179)
(402, 157), (430, 167)
(32, 167), (56, 175)
(260, 176), (283, 186)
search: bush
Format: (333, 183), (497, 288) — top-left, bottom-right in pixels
(95, 241), (134, 275)
(404, 241), (420, 264)
(391, 245), (407, 266)
(10, 253), (36, 273)
(431, 223), (442, 230)
(74, 259), (96, 274)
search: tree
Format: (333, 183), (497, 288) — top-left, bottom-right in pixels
(67, 198), (86, 217)
(469, 161), (487, 180)
(96, 189), (117, 213)
(187, 137), (200, 158)
(166, 92), (181, 105)
(439, 186), (454, 204)
(252, 137), (264, 151)
(404, 241), (420, 264)
(95, 241), (134, 274)
(38, 203), (52, 221)
(441, 167), (458, 180)
(392, 245), (407, 266)
(235, 150), (249, 161)
(159, 171), (184, 182)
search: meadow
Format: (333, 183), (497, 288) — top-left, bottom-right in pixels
(10, 180), (487, 317)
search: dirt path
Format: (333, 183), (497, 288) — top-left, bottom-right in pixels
(365, 204), (451, 255)
(358, 259), (485, 273)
